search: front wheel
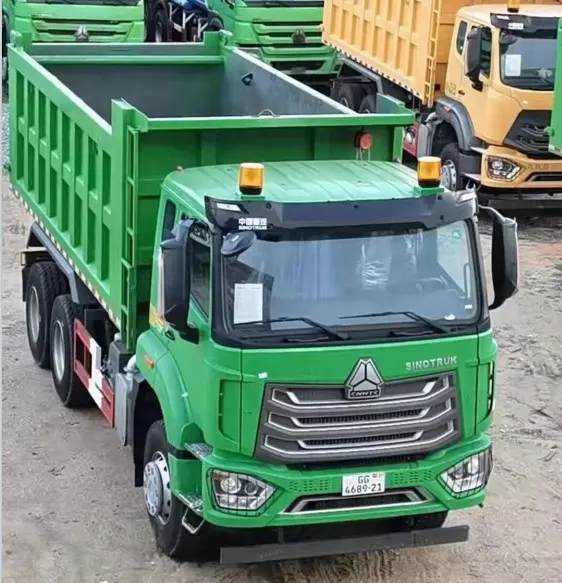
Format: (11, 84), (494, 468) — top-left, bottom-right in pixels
(143, 420), (216, 561)
(440, 143), (464, 191)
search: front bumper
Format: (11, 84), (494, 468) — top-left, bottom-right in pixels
(220, 524), (469, 563)
(171, 434), (491, 530)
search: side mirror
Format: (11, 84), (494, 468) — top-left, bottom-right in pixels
(158, 219), (199, 343)
(465, 28), (483, 88)
(482, 207), (519, 310)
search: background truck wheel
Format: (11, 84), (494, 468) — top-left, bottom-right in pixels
(406, 511), (448, 530)
(144, 420), (215, 561)
(358, 93), (377, 113)
(332, 83), (364, 111)
(440, 143), (463, 190)
(49, 294), (93, 408)
(25, 262), (69, 369)
(153, 8), (169, 43)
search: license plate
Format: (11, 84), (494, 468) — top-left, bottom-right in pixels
(342, 472), (386, 497)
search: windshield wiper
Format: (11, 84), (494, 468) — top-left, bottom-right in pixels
(236, 317), (349, 341)
(339, 310), (449, 334)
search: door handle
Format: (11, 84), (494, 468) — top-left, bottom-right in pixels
(458, 90), (466, 96)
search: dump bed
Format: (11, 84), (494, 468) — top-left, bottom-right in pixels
(8, 32), (413, 351)
(550, 20), (562, 157)
(322, 0), (560, 107)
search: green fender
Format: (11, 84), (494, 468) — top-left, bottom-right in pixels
(136, 330), (202, 449)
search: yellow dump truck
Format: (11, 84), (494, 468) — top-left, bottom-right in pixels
(322, 0), (562, 209)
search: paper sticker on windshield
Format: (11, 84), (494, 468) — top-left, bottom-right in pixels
(239, 217), (267, 231)
(504, 54), (522, 77)
(233, 283), (264, 324)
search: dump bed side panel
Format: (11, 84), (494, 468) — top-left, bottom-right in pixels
(549, 20), (562, 157)
(8, 44), (121, 325)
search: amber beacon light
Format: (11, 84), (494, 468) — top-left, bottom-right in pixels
(507, 0), (519, 13)
(239, 163), (265, 195)
(417, 156), (442, 188)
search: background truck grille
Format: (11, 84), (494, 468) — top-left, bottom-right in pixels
(255, 373), (460, 463)
(504, 110), (556, 159)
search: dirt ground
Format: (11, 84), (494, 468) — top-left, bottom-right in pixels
(2, 168), (562, 582)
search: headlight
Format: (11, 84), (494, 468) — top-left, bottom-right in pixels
(210, 470), (275, 511)
(487, 157), (521, 181)
(440, 449), (493, 496)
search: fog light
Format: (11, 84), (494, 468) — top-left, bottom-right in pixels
(487, 157), (520, 180)
(440, 449), (493, 495)
(211, 470), (275, 511)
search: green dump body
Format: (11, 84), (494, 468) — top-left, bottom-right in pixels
(550, 19), (562, 156)
(8, 33), (413, 352)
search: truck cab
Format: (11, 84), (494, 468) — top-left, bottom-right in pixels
(145, 0), (338, 82)
(434, 3), (562, 196)
(2, 0), (145, 81)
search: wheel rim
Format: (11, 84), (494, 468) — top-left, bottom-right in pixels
(143, 451), (172, 525)
(52, 321), (66, 382)
(28, 286), (41, 344)
(339, 97), (349, 108)
(441, 160), (457, 190)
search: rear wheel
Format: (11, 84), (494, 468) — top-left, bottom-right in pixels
(332, 83), (364, 111)
(358, 93), (377, 113)
(144, 420), (216, 561)
(25, 262), (69, 369)
(153, 8), (169, 43)
(49, 294), (93, 408)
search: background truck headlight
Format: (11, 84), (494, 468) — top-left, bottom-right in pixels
(211, 470), (275, 511)
(440, 449), (493, 496)
(487, 157), (521, 180)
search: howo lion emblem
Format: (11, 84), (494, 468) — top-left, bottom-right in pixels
(345, 358), (384, 400)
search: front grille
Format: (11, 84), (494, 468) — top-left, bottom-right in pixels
(284, 488), (430, 515)
(256, 373), (461, 463)
(528, 172), (562, 182)
(31, 17), (133, 42)
(504, 110), (557, 158)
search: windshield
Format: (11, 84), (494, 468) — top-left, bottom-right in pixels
(220, 221), (480, 342)
(500, 30), (556, 90)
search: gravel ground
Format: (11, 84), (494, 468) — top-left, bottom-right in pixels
(2, 95), (562, 582)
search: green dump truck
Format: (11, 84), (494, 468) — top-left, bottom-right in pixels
(9, 32), (519, 563)
(2, 0), (145, 81)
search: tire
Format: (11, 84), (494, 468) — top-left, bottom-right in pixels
(144, 420), (216, 561)
(332, 83), (364, 112)
(25, 262), (69, 369)
(440, 143), (463, 191)
(358, 93), (377, 113)
(49, 294), (93, 408)
(153, 8), (169, 43)
(407, 511), (448, 530)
